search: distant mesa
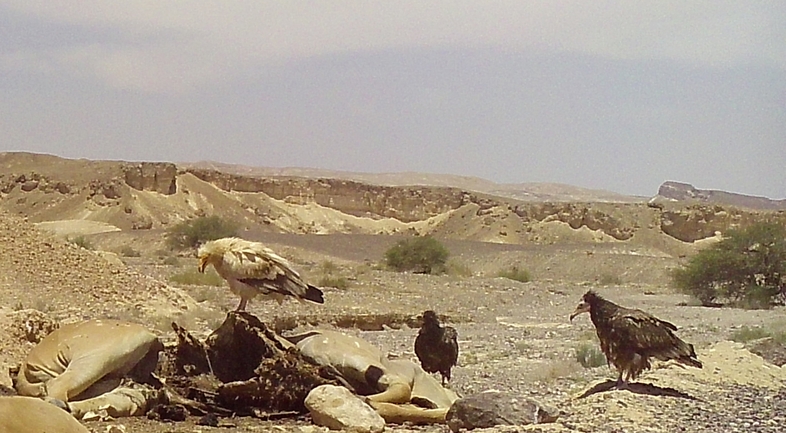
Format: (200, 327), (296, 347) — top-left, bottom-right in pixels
(651, 181), (786, 211)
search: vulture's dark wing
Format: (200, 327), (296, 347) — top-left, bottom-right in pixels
(443, 326), (459, 367)
(607, 308), (682, 353)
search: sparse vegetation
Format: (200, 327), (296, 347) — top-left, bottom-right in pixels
(169, 268), (224, 286)
(318, 275), (349, 290)
(316, 260), (350, 289)
(69, 235), (93, 250)
(383, 235), (450, 274)
(497, 265), (531, 283)
(166, 215), (238, 250)
(598, 273), (622, 286)
(445, 259), (473, 277)
(161, 255), (180, 266)
(575, 342), (607, 368)
(730, 325), (786, 344)
(672, 221), (786, 308)
(119, 245), (141, 257)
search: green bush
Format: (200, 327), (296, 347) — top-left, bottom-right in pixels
(166, 215), (238, 250)
(672, 221), (786, 308)
(575, 342), (607, 368)
(383, 235), (449, 274)
(119, 245), (141, 257)
(497, 266), (531, 283)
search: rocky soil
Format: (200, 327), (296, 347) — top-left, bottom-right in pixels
(1, 152), (785, 432)
(0, 208), (784, 432)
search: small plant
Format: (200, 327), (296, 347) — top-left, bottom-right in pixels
(318, 275), (349, 290)
(169, 268), (224, 286)
(445, 259), (473, 277)
(166, 215), (238, 250)
(320, 260), (339, 274)
(70, 235), (93, 250)
(161, 255), (180, 266)
(497, 266), (531, 283)
(384, 235), (450, 274)
(575, 342), (606, 368)
(730, 326), (772, 343)
(119, 245), (141, 257)
(598, 273), (622, 286)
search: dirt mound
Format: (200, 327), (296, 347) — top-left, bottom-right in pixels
(0, 210), (190, 319)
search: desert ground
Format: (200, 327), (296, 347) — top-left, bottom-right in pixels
(0, 154), (784, 432)
(1, 213), (785, 433)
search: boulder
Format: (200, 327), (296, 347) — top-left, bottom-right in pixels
(445, 390), (559, 432)
(304, 385), (385, 433)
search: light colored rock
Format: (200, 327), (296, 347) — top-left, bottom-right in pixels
(304, 385), (386, 433)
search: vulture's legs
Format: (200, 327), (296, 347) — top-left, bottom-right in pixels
(235, 298), (248, 311)
(614, 371), (629, 390)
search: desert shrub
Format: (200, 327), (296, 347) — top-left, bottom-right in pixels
(672, 221), (786, 308)
(169, 268), (224, 286)
(383, 235), (449, 274)
(318, 275), (349, 290)
(161, 256), (180, 266)
(119, 245), (141, 257)
(497, 265), (531, 283)
(598, 273), (622, 286)
(575, 342), (606, 368)
(445, 259), (473, 277)
(166, 215), (238, 250)
(70, 235), (93, 250)
(730, 326), (771, 343)
(320, 260), (339, 274)
(315, 260), (350, 289)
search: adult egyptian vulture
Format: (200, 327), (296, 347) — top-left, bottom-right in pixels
(197, 237), (324, 311)
(569, 290), (702, 388)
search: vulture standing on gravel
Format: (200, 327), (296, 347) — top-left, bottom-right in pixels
(570, 290), (702, 388)
(197, 237), (324, 311)
(415, 310), (459, 386)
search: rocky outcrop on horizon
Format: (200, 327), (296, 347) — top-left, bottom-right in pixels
(656, 181), (786, 210)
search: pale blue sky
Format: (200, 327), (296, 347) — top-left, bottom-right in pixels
(1, 1), (784, 198)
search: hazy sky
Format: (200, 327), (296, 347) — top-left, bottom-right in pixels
(1, 1), (784, 198)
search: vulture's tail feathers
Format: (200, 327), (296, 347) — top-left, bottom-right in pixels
(304, 284), (325, 304)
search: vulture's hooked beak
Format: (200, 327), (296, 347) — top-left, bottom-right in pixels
(198, 256), (208, 273)
(570, 301), (590, 321)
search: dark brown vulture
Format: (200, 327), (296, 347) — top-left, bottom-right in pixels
(414, 310), (459, 385)
(569, 290), (702, 387)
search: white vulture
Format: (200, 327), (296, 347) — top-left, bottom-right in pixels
(197, 237), (324, 311)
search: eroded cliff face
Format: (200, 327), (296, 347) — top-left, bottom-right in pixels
(658, 181), (786, 210)
(123, 163), (177, 195)
(660, 205), (786, 243)
(185, 168), (469, 222)
(1, 153), (784, 248)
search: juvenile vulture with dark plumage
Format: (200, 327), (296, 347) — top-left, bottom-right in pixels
(198, 237), (324, 311)
(415, 310), (459, 385)
(570, 290), (702, 388)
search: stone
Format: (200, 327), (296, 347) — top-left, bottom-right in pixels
(304, 385), (385, 433)
(445, 390), (559, 432)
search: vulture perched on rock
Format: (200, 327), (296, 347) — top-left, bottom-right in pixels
(570, 290), (702, 387)
(197, 237), (324, 311)
(415, 310), (459, 386)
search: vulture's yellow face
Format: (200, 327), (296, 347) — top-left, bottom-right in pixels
(198, 254), (210, 273)
(570, 301), (591, 321)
